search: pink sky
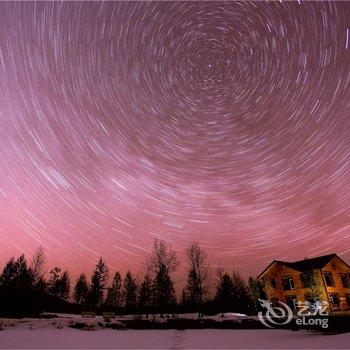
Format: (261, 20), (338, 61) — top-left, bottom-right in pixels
(1, 2), (350, 289)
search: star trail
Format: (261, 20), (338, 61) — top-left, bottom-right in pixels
(0, 1), (350, 279)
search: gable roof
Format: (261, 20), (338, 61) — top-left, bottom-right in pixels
(276, 254), (337, 272)
(258, 253), (349, 278)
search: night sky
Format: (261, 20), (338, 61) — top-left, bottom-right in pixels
(0, 2), (350, 282)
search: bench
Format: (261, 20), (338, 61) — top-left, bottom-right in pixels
(103, 312), (116, 319)
(81, 311), (95, 318)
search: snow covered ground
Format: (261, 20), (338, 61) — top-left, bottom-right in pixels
(0, 315), (350, 349)
(1, 328), (350, 349)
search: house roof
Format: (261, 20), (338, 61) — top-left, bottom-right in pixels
(258, 253), (349, 278)
(276, 253), (337, 272)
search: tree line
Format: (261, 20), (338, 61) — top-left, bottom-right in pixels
(0, 239), (268, 316)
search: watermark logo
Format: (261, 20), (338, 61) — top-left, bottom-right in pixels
(258, 299), (329, 329)
(258, 299), (293, 328)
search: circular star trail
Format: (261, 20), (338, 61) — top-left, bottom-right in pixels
(0, 2), (350, 279)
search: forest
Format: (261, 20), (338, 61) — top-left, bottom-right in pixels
(0, 239), (267, 317)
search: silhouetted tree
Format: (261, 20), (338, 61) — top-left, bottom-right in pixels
(48, 267), (61, 297)
(88, 257), (109, 307)
(185, 241), (210, 317)
(0, 257), (16, 288)
(105, 271), (122, 310)
(185, 268), (200, 306)
(47, 267), (70, 299)
(123, 271), (137, 310)
(231, 271), (250, 314)
(138, 273), (152, 316)
(0, 255), (32, 290)
(34, 276), (47, 294)
(216, 272), (234, 315)
(58, 271), (70, 299)
(148, 239), (178, 314)
(30, 246), (45, 289)
(153, 263), (176, 313)
(74, 273), (89, 305)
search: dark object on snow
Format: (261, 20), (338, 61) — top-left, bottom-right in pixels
(0, 286), (80, 317)
(81, 311), (95, 318)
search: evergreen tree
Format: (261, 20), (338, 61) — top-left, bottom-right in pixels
(58, 270), (70, 299)
(216, 272), (234, 315)
(0, 255), (32, 290)
(34, 276), (47, 294)
(74, 273), (89, 304)
(152, 263), (176, 311)
(123, 271), (137, 309)
(88, 257), (109, 307)
(105, 271), (122, 309)
(48, 267), (61, 297)
(47, 267), (70, 299)
(148, 239), (178, 313)
(0, 257), (17, 288)
(231, 271), (250, 314)
(138, 273), (152, 315)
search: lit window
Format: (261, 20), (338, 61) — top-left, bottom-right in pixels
(340, 273), (350, 288)
(323, 271), (335, 287)
(282, 276), (295, 290)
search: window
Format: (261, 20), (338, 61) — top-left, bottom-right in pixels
(282, 276), (295, 290)
(340, 273), (350, 288)
(329, 293), (340, 308)
(270, 278), (276, 289)
(323, 271), (335, 287)
(285, 295), (297, 310)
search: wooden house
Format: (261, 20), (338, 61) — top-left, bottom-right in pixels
(257, 254), (350, 312)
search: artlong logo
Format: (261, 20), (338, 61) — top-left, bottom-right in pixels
(258, 299), (329, 329)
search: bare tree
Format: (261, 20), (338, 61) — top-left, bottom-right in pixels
(30, 246), (46, 287)
(148, 239), (178, 275)
(185, 241), (210, 317)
